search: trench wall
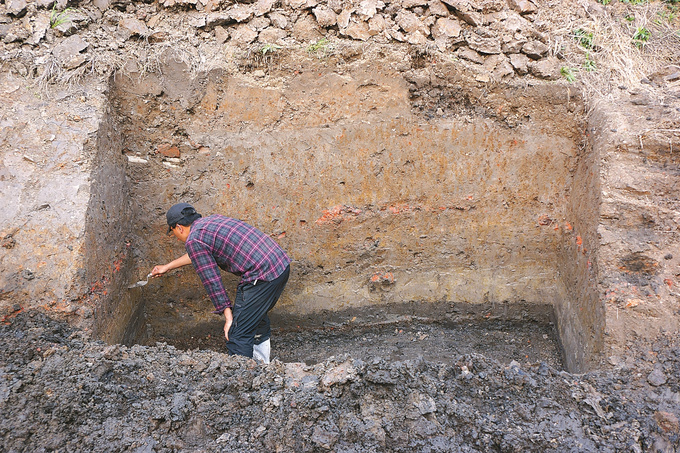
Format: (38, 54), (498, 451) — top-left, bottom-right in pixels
(109, 53), (599, 369)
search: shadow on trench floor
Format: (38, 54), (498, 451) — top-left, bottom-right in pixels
(146, 317), (564, 370)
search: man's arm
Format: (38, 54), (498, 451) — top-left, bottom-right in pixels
(151, 253), (192, 276)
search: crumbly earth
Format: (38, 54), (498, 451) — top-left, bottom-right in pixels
(1, 310), (678, 452)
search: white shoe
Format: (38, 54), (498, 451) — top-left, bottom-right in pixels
(253, 339), (270, 364)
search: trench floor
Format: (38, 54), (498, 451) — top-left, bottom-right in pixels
(145, 314), (563, 370)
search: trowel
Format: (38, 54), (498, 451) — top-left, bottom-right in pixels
(128, 273), (153, 289)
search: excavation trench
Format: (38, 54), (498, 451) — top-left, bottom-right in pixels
(89, 53), (600, 372)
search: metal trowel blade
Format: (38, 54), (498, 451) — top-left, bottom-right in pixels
(128, 273), (153, 289)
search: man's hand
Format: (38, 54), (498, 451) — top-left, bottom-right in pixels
(223, 308), (233, 341)
(151, 264), (171, 277)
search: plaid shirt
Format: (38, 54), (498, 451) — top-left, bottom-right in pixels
(185, 215), (291, 314)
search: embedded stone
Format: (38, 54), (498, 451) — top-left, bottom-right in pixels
(345, 21), (371, 40)
(456, 46), (484, 64)
(509, 52), (530, 74)
(269, 12), (288, 29)
(6, 0), (28, 16)
(428, 0), (450, 16)
(228, 4), (253, 22)
(292, 13), (322, 42)
(257, 26), (287, 43)
(466, 32), (501, 54)
(396, 10), (427, 34)
(231, 24), (258, 44)
(368, 14), (387, 34)
(521, 39), (548, 59)
(402, 0), (429, 7)
(528, 57), (557, 79)
(253, 0), (277, 16)
(507, 0), (537, 15)
(214, 25), (229, 44)
(313, 6), (337, 27)
(337, 9), (352, 28)
(406, 29), (428, 44)
(158, 144), (180, 158)
(456, 9), (484, 26)
(431, 17), (461, 39)
(52, 35), (89, 69)
(119, 17), (149, 36)
(26, 14), (50, 45)
(356, 0), (378, 20)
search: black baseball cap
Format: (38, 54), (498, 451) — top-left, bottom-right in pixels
(166, 203), (200, 233)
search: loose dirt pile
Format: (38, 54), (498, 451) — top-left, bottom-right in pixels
(1, 311), (678, 451)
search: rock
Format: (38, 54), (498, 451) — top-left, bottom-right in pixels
(507, 0), (537, 15)
(356, 0), (378, 20)
(486, 53), (514, 80)
(288, 0), (319, 8)
(456, 46), (484, 64)
(528, 57), (558, 79)
(509, 52), (529, 74)
(368, 14), (387, 35)
(257, 26), (287, 43)
(396, 10), (428, 35)
(92, 0), (111, 11)
(119, 17), (149, 37)
(502, 11), (531, 33)
(293, 13), (322, 42)
(3, 22), (29, 43)
(232, 24), (258, 44)
(466, 32), (501, 54)
(337, 9), (352, 28)
(52, 35), (89, 69)
(502, 37), (526, 53)
(253, 0), (277, 16)
(321, 360), (357, 388)
(521, 40), (548, 59)
(431, 17), (461, 39)
(408, 391), (437, 415)
(228, 4), (253, 22)
(313, 6), (337, 27)
(647, 368), (667, 387)
(269, 12), (288, 29)
(406, 29), (428, 44)
(205, 13), (231, 28)
(654, 411), (679, 433)
(6, 0), (28, 17)
(250, 16), (270, 31)
(345, 21), (371, 41)
(402, 0), (429, 6)
(429, 0), (450, 16)
(456, 9), (484, 27)
(26, 14), (50, 45)
(311, 424), (340, 450)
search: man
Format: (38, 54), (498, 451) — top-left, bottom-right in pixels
(151, 203), (291, 363)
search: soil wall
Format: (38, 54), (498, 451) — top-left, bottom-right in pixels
(108, 51), (596, 369)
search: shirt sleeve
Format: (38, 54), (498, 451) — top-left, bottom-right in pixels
(185, 238), (232, 313)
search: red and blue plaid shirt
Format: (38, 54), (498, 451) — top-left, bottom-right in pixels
(185, 215), (291, 314)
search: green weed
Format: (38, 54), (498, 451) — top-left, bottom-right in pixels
(260, 43), (281, 56)
(583, 53), (597, 72)
(50, 6), (76, 29)
(632, 27), (651, 47)
(561, 66), (576, 82)
(573, 29), (594, 49)
(625, 15), (636, 22)
(306, 37), (331, 54)
(598, 0), (612, 5)
(621, 0), (647, 5)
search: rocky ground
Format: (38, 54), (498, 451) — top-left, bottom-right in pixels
(1, 310), (679, 452)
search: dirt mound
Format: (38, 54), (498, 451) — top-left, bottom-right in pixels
(1, 310), (678, 451)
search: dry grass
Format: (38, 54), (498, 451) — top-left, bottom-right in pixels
(544, 0), (680, 99)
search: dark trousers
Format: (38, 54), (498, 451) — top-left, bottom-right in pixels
(226, 265), (290, 358)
